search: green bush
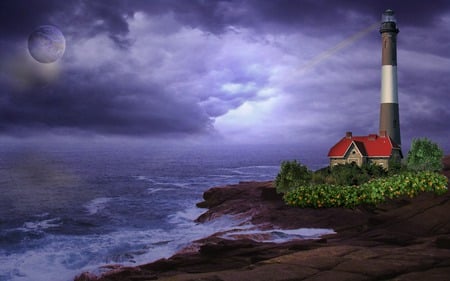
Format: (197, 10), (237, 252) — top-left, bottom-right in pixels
(362, 162), (389, 178)
(275, 160), (311, 194)
(311, 167), (333, 185)
(283, 171), (448, 209)
(312, 163), (387, 186)
(387, 158), (408, 175)
(407, 138), (444, 172)
(332, 163), (369, 186)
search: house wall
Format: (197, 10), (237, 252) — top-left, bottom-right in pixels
(331, 157), (391, 169)
(330, 158), (347, 166)
(367, 158), (390, 169)
(330, 145), (366, 167)
(330, 157), (366, 167)
(347, 145), (363, 166)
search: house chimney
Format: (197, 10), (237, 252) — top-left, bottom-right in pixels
(345, 132), (352, 139)
(379, 130), (387, 137)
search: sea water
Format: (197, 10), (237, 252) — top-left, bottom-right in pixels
(0, 141), (328, 281)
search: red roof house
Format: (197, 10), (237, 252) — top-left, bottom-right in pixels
(328, 131), (402, 169)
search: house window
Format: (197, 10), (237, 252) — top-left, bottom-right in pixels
(352, 151), (356, 154)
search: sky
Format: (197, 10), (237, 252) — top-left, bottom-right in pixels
(0, 0), (449, 153)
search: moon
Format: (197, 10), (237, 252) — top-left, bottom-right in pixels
(28, 25), (65, 63)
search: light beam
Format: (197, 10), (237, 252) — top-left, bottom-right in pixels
(297, 22), (378, 74)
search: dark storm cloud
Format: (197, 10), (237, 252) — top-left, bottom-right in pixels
(0, 0), (216, 137)
(0, 68), (212, 136)
(241, 0), (450, 29)
(0, 0), (449, 149)
(0, 0), (133, 47)
(2, 0), (448, 39)
(0, 1), (65, 37)
(141, 0), (450, 35)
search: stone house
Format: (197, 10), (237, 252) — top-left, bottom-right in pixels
(328, 131), (402, 169)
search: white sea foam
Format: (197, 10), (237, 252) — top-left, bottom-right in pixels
(1, 207), (329, 281)
(219, 227), (336, 243)
(84, 197), (112, 215)
(34, 212), (50, 218)
(134, 175), (154, 183)
(21, 217), (62, 231)
(146, 187), (167, 194)
(136, 174), (194, 190)
(0, 243), (90, 281)
(168, 206), (205, 225)
(0, 206), (246, 281)
(0, 230), (172, 281)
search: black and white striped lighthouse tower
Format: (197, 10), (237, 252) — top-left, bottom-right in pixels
(379, 9), (401, 147)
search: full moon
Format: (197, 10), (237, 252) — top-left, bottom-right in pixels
(28, 25), (65, 63)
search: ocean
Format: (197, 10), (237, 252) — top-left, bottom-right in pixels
(0, 141), (328, 281)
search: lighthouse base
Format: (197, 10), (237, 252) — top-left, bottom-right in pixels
(379, 103), (401, 146)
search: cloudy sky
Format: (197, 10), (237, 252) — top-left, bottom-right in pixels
(0, 0), (449, 153)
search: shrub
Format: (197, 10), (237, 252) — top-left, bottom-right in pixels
(407, 138), (444, 172)
(283, 171), (448, 209)
(275, 160), (312, 194)
(331, 163), (367, 185)
(362, 162), (388, 178)
(387, 158), (407, 175)
(310, 163), (388, 186)
(311, 167), (333, 185)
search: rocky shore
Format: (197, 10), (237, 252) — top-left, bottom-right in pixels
(76, 156), (450, 281)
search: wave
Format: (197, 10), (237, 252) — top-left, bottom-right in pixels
(133, 175), (154, 183)
(218, 165), (279, 173)
(21, 217), (62, 232)
(0, 201), (250, 281)
(135, 175), (194, 190)
(134, 166), (278, 191)
(83, 197), (112, 215)
(0, 216), (62, 247)
(146, 187), (177, 194)
(167, 206), (205, 225)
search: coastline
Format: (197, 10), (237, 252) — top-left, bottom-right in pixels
(76, 156), (450, 281)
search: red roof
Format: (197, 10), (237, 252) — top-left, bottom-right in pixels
(328, 133), (400, 158)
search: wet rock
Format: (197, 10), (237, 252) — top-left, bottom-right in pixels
(435, 235), (450, 249)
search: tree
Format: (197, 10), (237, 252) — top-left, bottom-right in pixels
(407, 138), (443, 172)
(275, 160), (311, 194)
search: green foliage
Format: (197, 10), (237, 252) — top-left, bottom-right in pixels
(331, 163), (369, 185)
(407, 138), (444, 172)
(362, 162), (389, 178)
(283, 172), (448, 209)
(387, 158), (408, 175)
(311, 163), (387, 186)
(275, 160), (312, 194)
(311, 167), (334, 185)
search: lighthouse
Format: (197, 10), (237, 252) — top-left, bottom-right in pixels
(379, 9), (401, 147)
(328, 9), (404, 169)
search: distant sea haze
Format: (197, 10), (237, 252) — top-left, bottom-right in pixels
(0, 142), (327, 281)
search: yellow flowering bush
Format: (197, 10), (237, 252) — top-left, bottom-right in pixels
(283, 172), (448, 209)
